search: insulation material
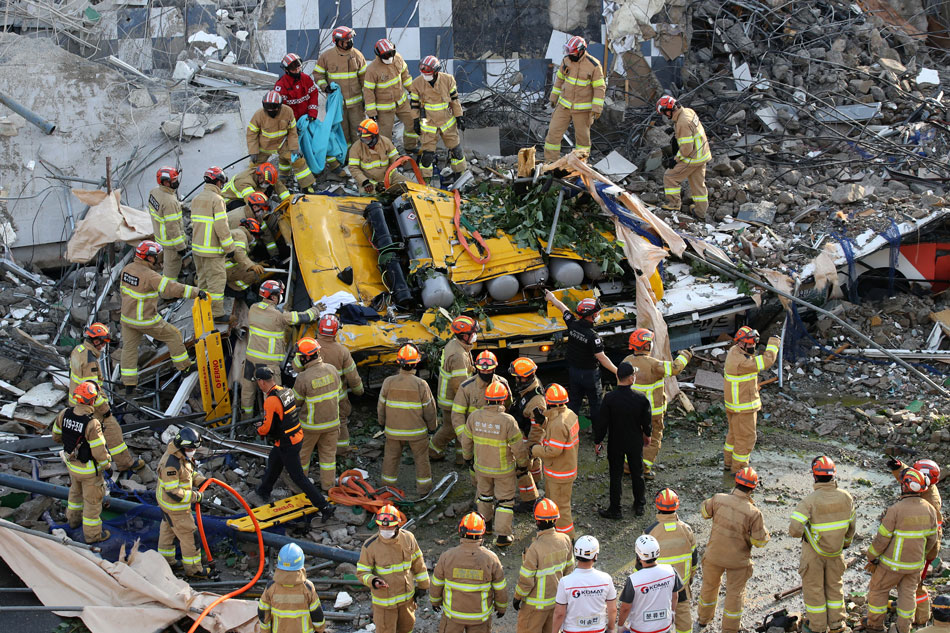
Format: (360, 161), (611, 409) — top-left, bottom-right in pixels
(614, 219), (667, 279)
(812, 242), (844, 298)
(604, 0), (668, 54)
(66, 190), (153, 263)
(759, 268), (795, 310)
(0, 521), (257, 633)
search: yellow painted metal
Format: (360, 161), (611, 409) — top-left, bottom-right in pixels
(227, 493), (317, 532)
(192, 297), (231, 423)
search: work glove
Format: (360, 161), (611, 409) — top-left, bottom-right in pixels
(664, 126), (674, 135)
(495, 609), (505, 619)
(515, 466), (528, 477)
(413, 118), (422, 135)
(432, 604), (442, 615)
(513, 598), (522, 611)
(197, 290), (209, 300)
(663, 157), (676, 169)
(549, 95), (557, 107)
(371, 577), (388, 589)
(193, 490), (203, 504)
(594, 443), (604, 458)
(370, 115), (378, 121)
(375, 181), (388, 193)
(532, 407), (546, 425)
(592, 110), (601, 121)
(254, 152), (270, 164)
(362, 180), (375, 194)
(290, 152), (300, 163)
(456, 116), (465, 131)
(250, 264), (265, 276)
(322, 84), (334, 94)
(886, 457), (903, 471)
(413, 588), (427, 603)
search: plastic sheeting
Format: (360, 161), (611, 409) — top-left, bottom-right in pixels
(66, 189), (152, 263)
(299, 82), (347, 175)
(0, 519), (257, 633)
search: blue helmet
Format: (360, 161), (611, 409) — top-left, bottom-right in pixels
(277, 543), (305, 571)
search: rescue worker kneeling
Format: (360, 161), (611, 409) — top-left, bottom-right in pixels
(259, 543), (326, 633)
(430, 512), (507, 633)
(52, 381), (112, 544)
(348, 118), (406, 194)
(156, 427), (211, 577)
(460, 381), (527, 548)
(357, 504), (430, 633)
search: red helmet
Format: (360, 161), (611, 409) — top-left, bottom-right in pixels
(296, 337), (321, 364)
(204, 166), (226, 186)
(374, 39), (395, 58)
(655, 488), (680, 512)
(564, 35), (586, 56)
(509, 357), (537, 379)
(576, 297), (601, 317)
(254, 162), (279, 186)
(262, 90), (283, 105)
(628, 328), (654, 352)
(135, 240), (163, 260)
(656, 95), (678, 115)
(397, 344), (422, 366)
(734, 326), (759, 347)
(914, 459), (941, 486)
(318, 314), (340, 337)
(735, 466), (759, 489)
(419, 55), (441, 74)
(332, 26), (355, 44)
(156, 166), (180, 188)
(259, 279), (285, 301)
(281, 53), (302, 71)
(240, 217), (263, 236)
(901, 467), (929, 494)
(545, 383), (569, 405)
(450, 315), (480, 335)
(533, 498), (560, 521)
(812, 456), (836, 478)
(84, 322), (111, 343)
(73, 381), (99, 406)
(484, 381), (509, 403)
(475, 350), (498, 372)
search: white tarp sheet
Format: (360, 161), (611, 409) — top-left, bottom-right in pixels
(66, 189), (153, 263)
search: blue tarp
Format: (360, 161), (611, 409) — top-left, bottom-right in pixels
(299, 82), (347, 174)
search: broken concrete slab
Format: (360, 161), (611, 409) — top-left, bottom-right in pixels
(916, 67), (940, 88)
(694, 369), (724, 391)
(463, 127), (501, 157)
(814, 102), (882, 124)
(593, 150), (638, 181)
(17, 382), (65, 408)
(831, 183), (869, 204)
(737, 201), (777, 226)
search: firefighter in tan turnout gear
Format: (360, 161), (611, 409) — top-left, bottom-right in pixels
(410, 55), (466, 180)
(119, 240), (203, 392)
(645, 489), (697, 633)
(697, 467), (770, 633)
(723, 326), (780, 472)
(223, 163), (289, 259)
(528, 384), (579, 539)
(148, 166), (186, 280)
(544, 35), (605, 163)
(658, 94), (711, 218)
(377, 345), (437, 495)
(348, 118), (406, 193)
(156, 427), (211, 577)
(363, 39), (418, 151)
(430, 316), (477, 462)
(452, 351), (511, 439)
(315, 314), (364, 454)
(788, 456), (856, 633)
(69, 322), (147, 476)
(623, 328), (692, 478)
(259, 543), (326, 633)
(357, 504), (430, 633)
(224, 215), (266, 294)
(865, 467), (939, 633)
(314, 26), (367, 145)
(240, 279), (317, 417)
(513, 498), (574, 633)
(292, 337), (341, 491)
(460, 381), (527, 548)
(508, 357), (544, 510)
(191, 166), (235, 321)
(430, 512), (508, 633)
(247, 90), (315, 191)
(52, 381), (111, 543)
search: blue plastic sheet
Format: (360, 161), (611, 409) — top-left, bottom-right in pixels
(299, 82), (347, 174)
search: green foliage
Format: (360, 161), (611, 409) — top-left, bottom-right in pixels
(53, 621), (92, 633)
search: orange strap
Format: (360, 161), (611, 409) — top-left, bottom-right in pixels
(453, 189), (491, 264)
(327, 469), (407, 514)
(384, 156), (426, 188)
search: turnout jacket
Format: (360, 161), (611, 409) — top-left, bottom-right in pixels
(157, 441), (206, 513)
(119, 260), (197, 328)
(530, 406), (580, 482)
(258, 568), (326, 633)
(788, 481), (856, 557)
(377, 369), (437, 440)
(357, 529), (429, 608)
(700, 489), (770, 567)
(514, 527), (574, 609)
(621, 349), (692, 416)
(430, 539), (508, 621)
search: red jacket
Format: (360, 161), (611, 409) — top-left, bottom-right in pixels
(274, 72), (319, 120)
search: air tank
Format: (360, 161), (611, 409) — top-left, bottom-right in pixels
(457, 281), (484, 297)
(518, 266), (549, 289)
(363, 201), (413, 307)
(549, 257), (585, 287)
(582, 261), (605, 281)
(421, 273), (454, 308)
(487, 275), (520, 301)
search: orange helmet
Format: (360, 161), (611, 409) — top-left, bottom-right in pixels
(358, 118), (379, 137)
(509, 357), (537, 380)
(901, 467), (929, 494)
(259, 279), (285, 301)
(375, 504), (401, 528)
(914, 459), (941, 486)
(262, 90), (283, 106)
(458, 512), (486, 538)
(734, 326), (759, 347)
(246, 191), (269, 213)
(397, 344), (421, 366)
(73, 381), (99, 406)
(735, 466), (759, 489)
(534, 498), (560, 521)
(656, 95), (678, 115)
(84, 322), (111, 343)
(655, 488), (680, 512)
(812, 456), (836, 478)
(628, 328), (654, 352)
(135, 240), (163, 261)
(295, 337), (321, 364)
(484, 381), (509, 403)
(254, 162), (278, 186)
(450, 315), (480, 335)
(545, 383), (569, 405)
(475, 350), (498, 372)
(318, 314), (340, 337)
(240, 217), (263, 236)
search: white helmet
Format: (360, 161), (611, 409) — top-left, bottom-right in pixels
(635, 534), (661, 561)
(574, 535), (600, 561)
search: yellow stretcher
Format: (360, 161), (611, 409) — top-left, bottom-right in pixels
(227, 493), (318, 532)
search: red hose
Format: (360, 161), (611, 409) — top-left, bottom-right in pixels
(188, 477), (265, 633)
(384, 155), (426, 188)
(453, 189), (491, 264)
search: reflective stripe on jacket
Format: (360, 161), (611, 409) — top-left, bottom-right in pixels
(120, 260), (196, 327)
(514, 528), (574, 609)
(673, 107), (711, 165)
(292, 358), (341, 431)
(723, 337), (780, 413)
(363, 54), (412, 116)
(148, 185), (185, 248)
(437, 338), (474, 410)
(789, 481), (856, 557)
(550, 53), (605, 112)
(623, 350), (691, 416)
(378, 369), (436, 440)
(868, 495), (939, 573)
(314, 48), (367, 107)
(357, 529), (429, 608)
(430, 540), (507, 622)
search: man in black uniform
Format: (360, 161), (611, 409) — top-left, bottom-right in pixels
(248, 366), (335, 523)
(544, 290), (617, 425)
(593, 362), (652, 518)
